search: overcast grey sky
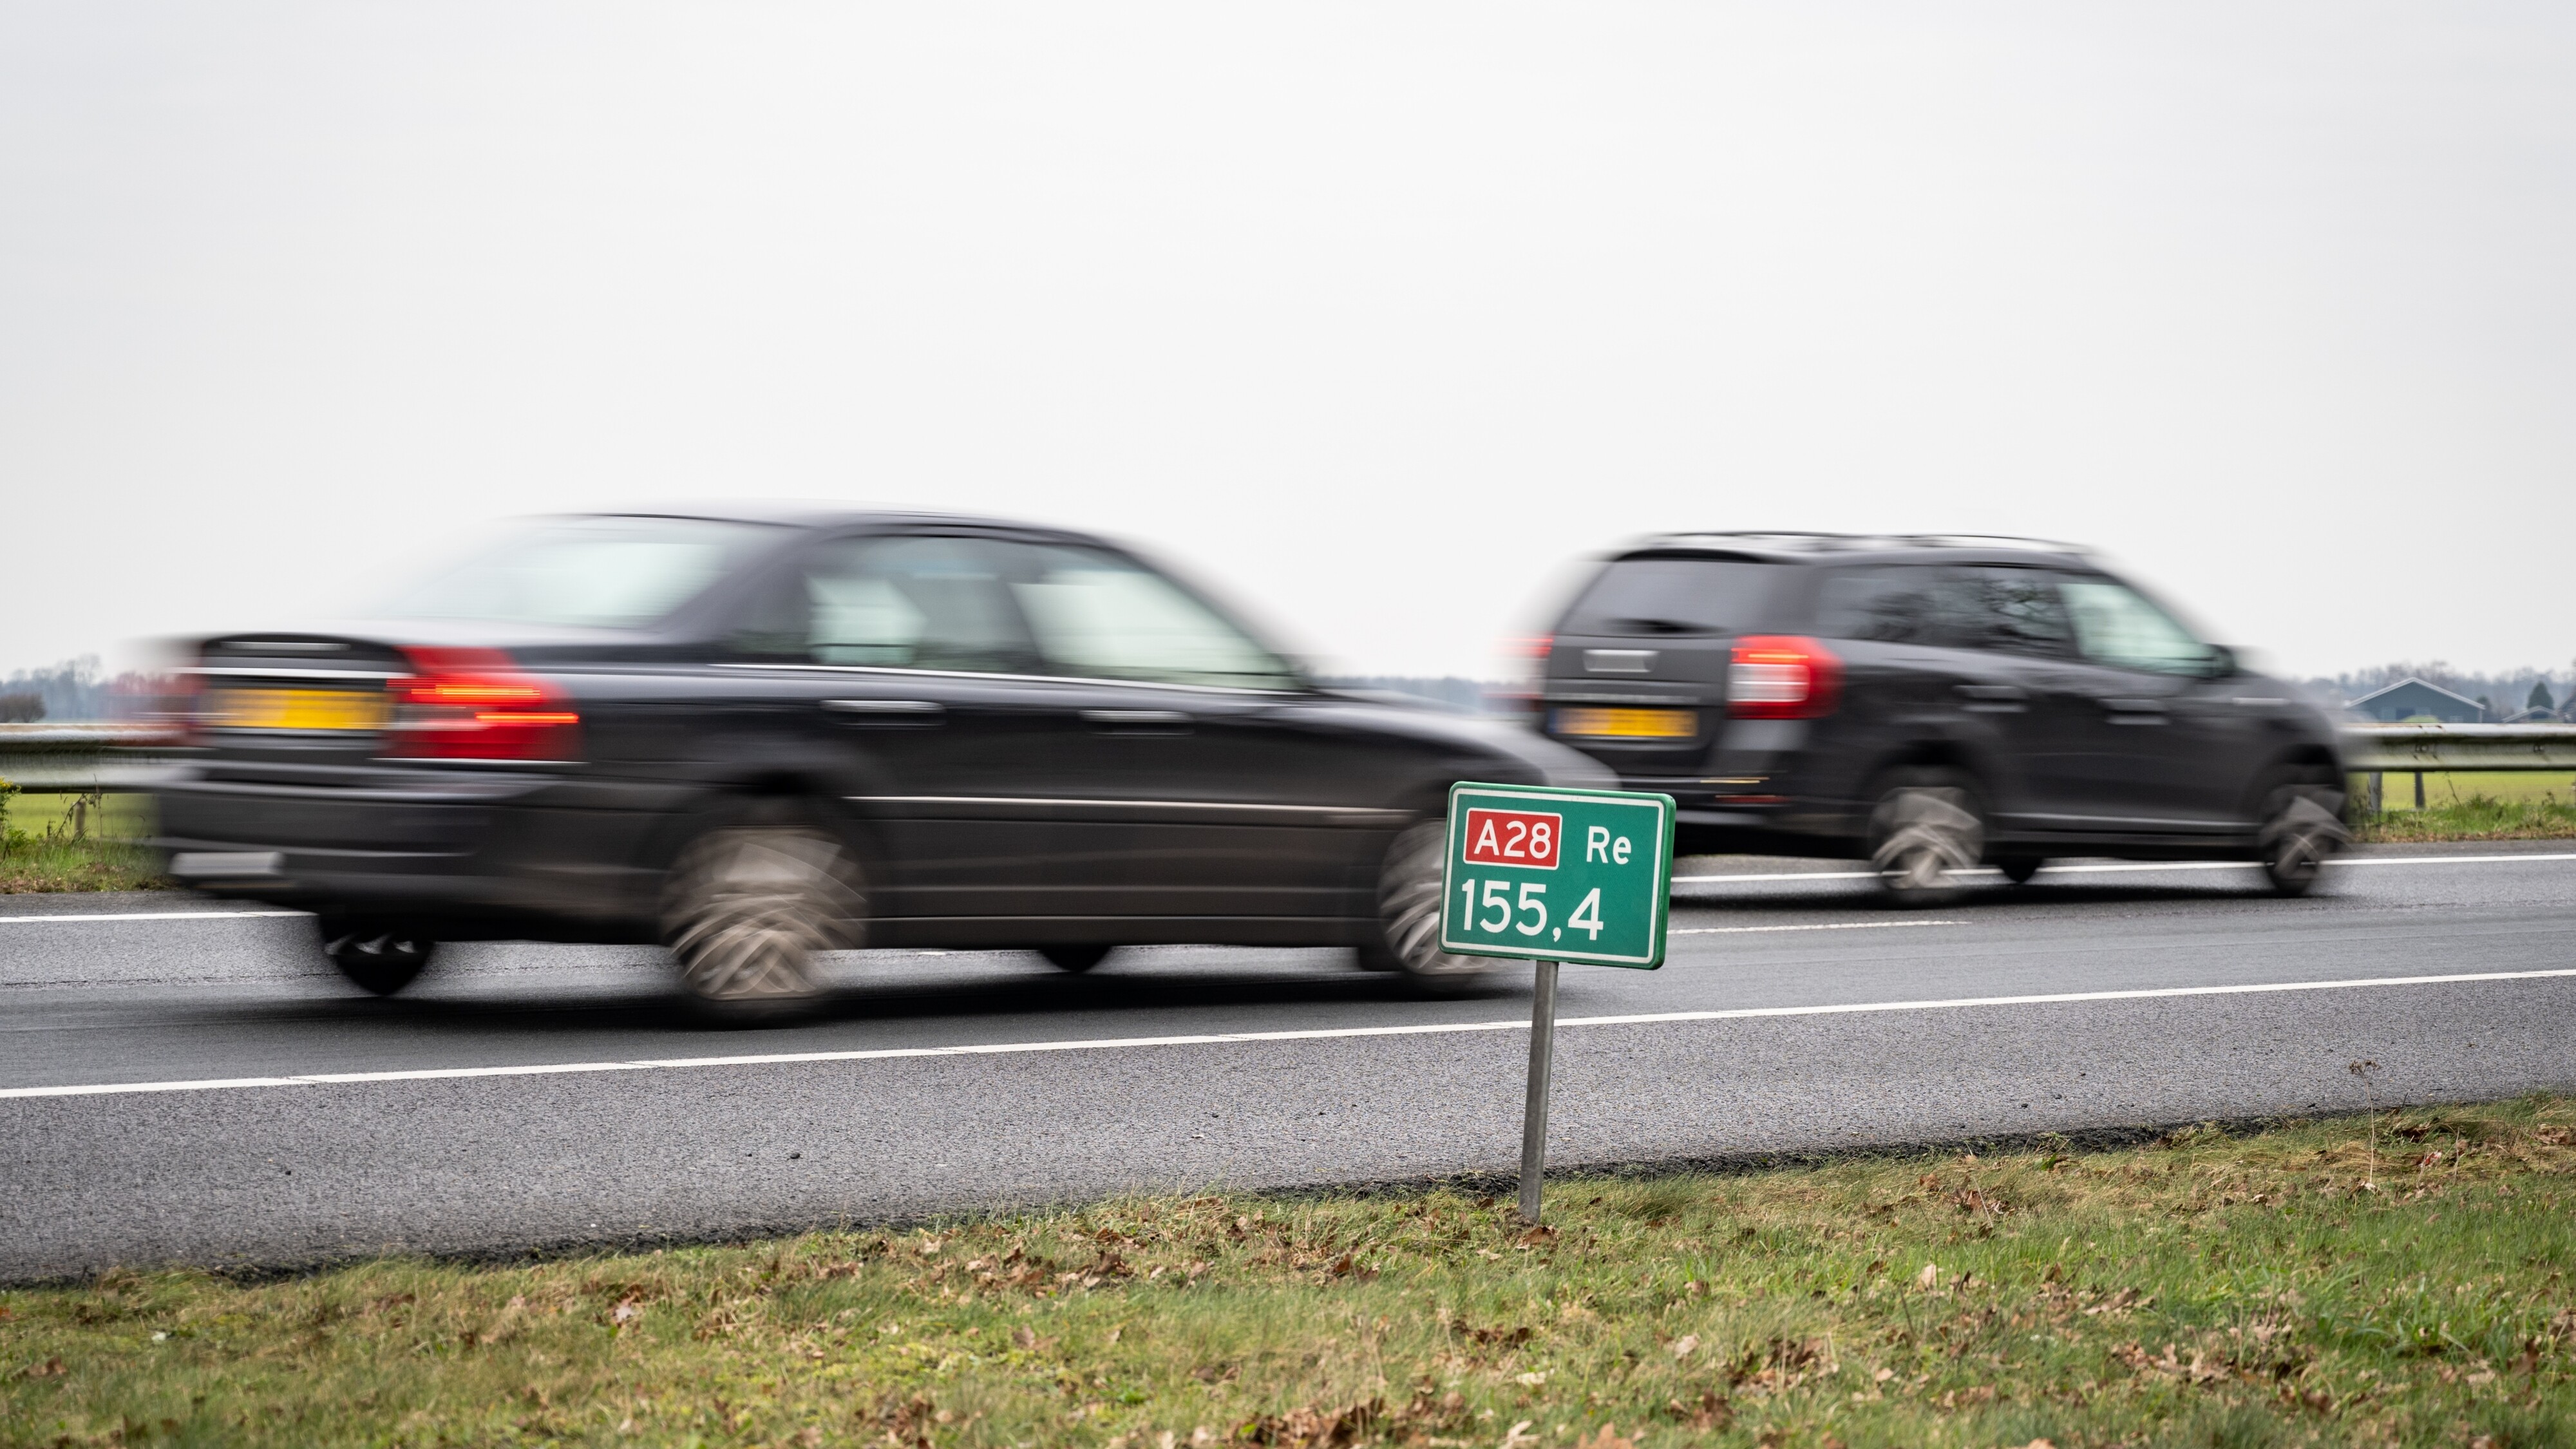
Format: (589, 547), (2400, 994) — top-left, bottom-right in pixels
(4, 3), (2570, 681)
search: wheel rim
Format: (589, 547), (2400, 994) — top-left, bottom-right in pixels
(1379, 822), (1482, 976)
(665, 828), (864, 1002)
(2259, 789), (2346, 887)
(1871, 786), (1982, 895)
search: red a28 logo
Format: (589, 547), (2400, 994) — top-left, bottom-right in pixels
(1462, 808), (1561, 869)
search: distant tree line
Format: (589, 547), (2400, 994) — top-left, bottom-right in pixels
(0, 656), (166, 723)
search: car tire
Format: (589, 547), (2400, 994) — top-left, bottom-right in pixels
(661, 819), (866, 1023)
(1868, 770), (1985, 907)
(320, 918), (435, 996)
(2257, 780), (2348, 898)
(1995, 855), (2044, 886)
(1039, 945), (1114, 972)
(1358, 820), (1493, 996)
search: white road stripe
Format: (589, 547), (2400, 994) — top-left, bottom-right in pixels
(0, 853), (2564, 923)
(0, 911), (307, 925)
(8, 965), (2575, 1101)
(1673, 920), (1965, 935)
(1674, 851), (2576, 884)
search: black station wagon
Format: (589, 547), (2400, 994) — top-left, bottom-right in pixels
(1531, 533), (2348, 900)
(156, 509), (1609, 1014)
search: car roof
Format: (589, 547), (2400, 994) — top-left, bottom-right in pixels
(1618, 531), (2094, 567)
(567, 502), (1110, 542)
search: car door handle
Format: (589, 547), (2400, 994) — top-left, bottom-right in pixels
(823, 699), (945, 725)
(1080, 708), (1193, 734)
(2098, 697), (2168, 723)
(1955, 683), (2027, 711)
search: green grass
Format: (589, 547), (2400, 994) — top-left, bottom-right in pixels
(2350, 786), (2576, 844)
(0, 791), (166, 893)
(12, 1101), (2576, 1447)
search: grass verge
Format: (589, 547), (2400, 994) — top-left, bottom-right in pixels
(10, 1101), (2576, 1447)
(0, 791), (167, 893)
(2352, 795), (2576, 844)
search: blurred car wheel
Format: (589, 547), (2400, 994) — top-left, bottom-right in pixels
(1870, 770), (1984, 907)
(1359, 820), (1493, 995)
(320, 918), (435, 996)
(661, 819), (865, 1023)
(2257, 780), (2347, 898)
(1039, 945), (1113, 972)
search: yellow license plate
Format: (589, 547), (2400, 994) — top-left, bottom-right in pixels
(1555, 706), (1698, 739)
(207, 687), (390, 732)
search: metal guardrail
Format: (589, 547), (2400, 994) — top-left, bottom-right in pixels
(2339, 723), (2576, 773)
(2, 720), (2568, 795)
(0, 723), (179, 793)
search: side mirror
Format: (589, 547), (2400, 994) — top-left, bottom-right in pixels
(2205, 645), (2239, 678)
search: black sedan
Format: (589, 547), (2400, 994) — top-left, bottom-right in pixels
(156, 508), (1610, 1016)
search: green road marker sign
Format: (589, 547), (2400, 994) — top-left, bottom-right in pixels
(1440, 782), (1674, 1224)
(1439, 783), (1676, 968)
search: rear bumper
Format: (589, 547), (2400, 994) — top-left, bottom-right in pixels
(151, 772), (659, 939)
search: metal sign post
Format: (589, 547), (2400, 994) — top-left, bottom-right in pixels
(1439, 782), (1674, 1224)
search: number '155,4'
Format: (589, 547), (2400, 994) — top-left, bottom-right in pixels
(1456, 879), (1606, 940)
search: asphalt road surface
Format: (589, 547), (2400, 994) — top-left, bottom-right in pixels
(6, 841), (2575, 1282)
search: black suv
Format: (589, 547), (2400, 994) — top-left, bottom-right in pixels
(1532, 534), (2347, 899)
(155, 508), (1609, 1012)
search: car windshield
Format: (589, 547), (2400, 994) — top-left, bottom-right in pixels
(374, 516), (779, 629)
(1559, 556), (1779, 636)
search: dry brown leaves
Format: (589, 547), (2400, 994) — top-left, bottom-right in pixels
(2114, 1340), (2230, 1385)
(1662, 1390), (1733, 1430)
(1721, 1337), (1832, 1396)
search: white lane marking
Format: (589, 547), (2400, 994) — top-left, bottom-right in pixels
(1674, 920), (1966, 935)
(10, 965), (2576, 1101)
(0, 911), (308, 925)
(1674, 851), (2576, 884)
(1674, 869), (1877, 882)
(2334, 852), (2576, 867)
(0, 852), (2564, 923)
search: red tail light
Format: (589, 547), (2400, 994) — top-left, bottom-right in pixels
(1728, 635), (1841, 719)
(1492, 636), (1558, 716)
(382, 647), (582, 762)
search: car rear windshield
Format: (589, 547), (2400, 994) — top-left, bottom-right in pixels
(1558, 556), (1780, 636)
(374, 515), (781, 629)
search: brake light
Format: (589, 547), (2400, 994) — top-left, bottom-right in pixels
(382, 647), (582, 762)
(1728, 635), (1841, 719)
(1492, 636), (1558, 716)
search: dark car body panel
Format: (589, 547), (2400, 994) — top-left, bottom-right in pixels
(1535, 537), (2343, 862)
(156, 511), (1610, 949)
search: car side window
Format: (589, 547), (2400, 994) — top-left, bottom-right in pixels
(1815, 566), (1944, 643)
(734, 535), (1043, 674)
(1009, 544), (1300, 690)
(1949, 567), (2075, 656)
(2060, 576), (2216, 676)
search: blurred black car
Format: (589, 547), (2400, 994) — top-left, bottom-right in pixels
(156, 509), (1609, 1012)
(1530, 534), (2347, 900)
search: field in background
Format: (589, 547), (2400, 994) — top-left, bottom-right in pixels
(2353, 771), (2575, 810)
(10, 1100), (2576, 1448)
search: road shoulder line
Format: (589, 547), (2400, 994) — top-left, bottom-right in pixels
(9, 965), (2576, 1101)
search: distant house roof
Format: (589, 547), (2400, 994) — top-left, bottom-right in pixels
(2504, 706), (2564, 724)
(2348, 677), (2488, 723)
